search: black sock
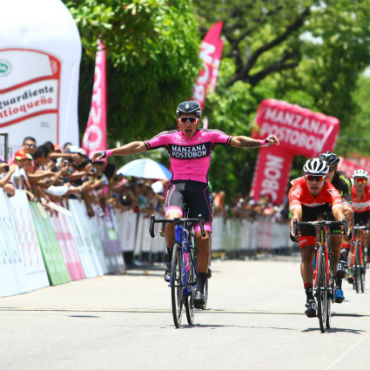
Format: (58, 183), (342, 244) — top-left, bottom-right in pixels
(198, 272), (208, 292)
(305, 287), (314, 300)
(336, 278), (342, 289)
(166, 248), (172, 263)
(340, 248), (349, 262)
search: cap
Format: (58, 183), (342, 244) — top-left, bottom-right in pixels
(15, 149), (29, 160)
(68, 145), (86, 156)
(54, 143), (62, 152)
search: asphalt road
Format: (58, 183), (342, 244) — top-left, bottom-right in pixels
(0, 257), (369, 370)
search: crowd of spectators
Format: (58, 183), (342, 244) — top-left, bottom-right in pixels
(0, 136), (168, 218)
(0, 136), (288, 223)
(230, 193), (290, 223)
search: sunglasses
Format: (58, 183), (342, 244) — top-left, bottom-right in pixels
(355, 178), (367, 184)
(179, 117), (198, 124)
(25, 143), (36, 148)
(328, 166), (336, 172)
(305, 175), (325, 182)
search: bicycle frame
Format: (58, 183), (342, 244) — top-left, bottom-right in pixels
(173, 223), (199, 297)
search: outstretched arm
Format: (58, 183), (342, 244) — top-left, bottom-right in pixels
(230, 134), (279, 148)
(92, 141), (147, 161)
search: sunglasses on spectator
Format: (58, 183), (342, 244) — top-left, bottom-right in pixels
(355, 178), (367, 184)
(25, 143), (36, 148)
(305, 175), (325, 182)
(179, 117), (198, 124)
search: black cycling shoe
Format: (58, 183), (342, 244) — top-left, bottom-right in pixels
(194, 290), (205, 309)
(305, 299), (317, 318)
(164, 263), (171, 282)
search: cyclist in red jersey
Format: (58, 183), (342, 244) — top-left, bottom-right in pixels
(349, 169), (370, 278)
(93, 100), (279, 308)
(289, 158), (346, 317)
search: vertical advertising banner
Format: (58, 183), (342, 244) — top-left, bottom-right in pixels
(192, 22), (223, 109)
(209, 39), (224, 93)
(250, 146), (293, 205)
(82, 40), (107, 157)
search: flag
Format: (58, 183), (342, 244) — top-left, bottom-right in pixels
(209, 38), (224, 92)
(82, 40), (107, 157)
(192, 21), (223, 109)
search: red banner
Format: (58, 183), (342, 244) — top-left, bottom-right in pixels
(192, 22), (223, 109)
(253, 99), (339, 157)
(250, 146), (293, 204)
(339, 156), (370, 177)
(251, 99), (340, 204)
(82, 40), (107, 157)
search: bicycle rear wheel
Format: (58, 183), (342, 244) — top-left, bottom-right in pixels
(354, 240), (361, 294)
(316, 247), (328, 333)
(171, 243), (183, 328)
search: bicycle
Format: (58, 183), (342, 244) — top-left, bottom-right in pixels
(293, 219), (347, 333)
(149, 212), (206, 328)
(350, 225), (368, 294)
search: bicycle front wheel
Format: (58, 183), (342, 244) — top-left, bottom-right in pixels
(316, 247), (328, 333)
(171, 243), (183, 328)
(184, 253), (195, 325)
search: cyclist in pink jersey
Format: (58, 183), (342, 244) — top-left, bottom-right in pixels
(93, 100), (279, 307)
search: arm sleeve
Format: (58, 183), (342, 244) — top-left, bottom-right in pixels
(288, 184), (302, 211)
(339, 174), (352, 202)
(144, 132), (170, 150)
(327, 183), (343, 209)
(208, 129), (232, 145)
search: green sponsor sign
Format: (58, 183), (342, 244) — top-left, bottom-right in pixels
(30, 203), (70, 285)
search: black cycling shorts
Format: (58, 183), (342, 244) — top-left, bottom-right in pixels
(354, 211), (370, 226)
(165, 180), (211, 229)
(300, 204), (341, 236)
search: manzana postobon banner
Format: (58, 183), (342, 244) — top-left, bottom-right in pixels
(251, 99), (340, 204)
(192, 21), (223, 109)
(82, 40), (107, 158)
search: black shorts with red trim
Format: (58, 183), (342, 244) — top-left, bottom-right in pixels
(164, 180), (212, 230)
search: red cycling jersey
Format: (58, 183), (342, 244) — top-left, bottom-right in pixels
(289, 176), (342, 211)
(352, 184), (370, 213)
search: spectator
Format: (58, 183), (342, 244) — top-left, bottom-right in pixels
(0, 158), (16, 196)
(8, 136), (37, 165)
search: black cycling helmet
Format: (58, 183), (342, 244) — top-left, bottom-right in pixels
(318, 151), (340, 167)
(176, 100), (202, 118)
(303, 158), (329, 176)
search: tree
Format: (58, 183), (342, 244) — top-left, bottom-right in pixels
(64, 0), (201, 143)
(192, 0), (370, 198)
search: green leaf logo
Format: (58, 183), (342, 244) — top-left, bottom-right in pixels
(0, 60), (11, 76)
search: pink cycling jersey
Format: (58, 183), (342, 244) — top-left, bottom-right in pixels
(145, 129), (231, 183)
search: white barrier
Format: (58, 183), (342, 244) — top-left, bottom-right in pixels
(0, 190), (49, 297)
(1, 189), (295, 298)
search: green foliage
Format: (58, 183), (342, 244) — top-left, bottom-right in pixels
(193, 0), (370, 197)
(65, 0), (369, 202)
(64, 0), (201, 142)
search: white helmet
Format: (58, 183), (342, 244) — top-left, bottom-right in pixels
(353, 169), (368, 180)
(303, 158), (329, 175)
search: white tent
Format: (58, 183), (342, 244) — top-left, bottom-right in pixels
(0, 0), (81, 157)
